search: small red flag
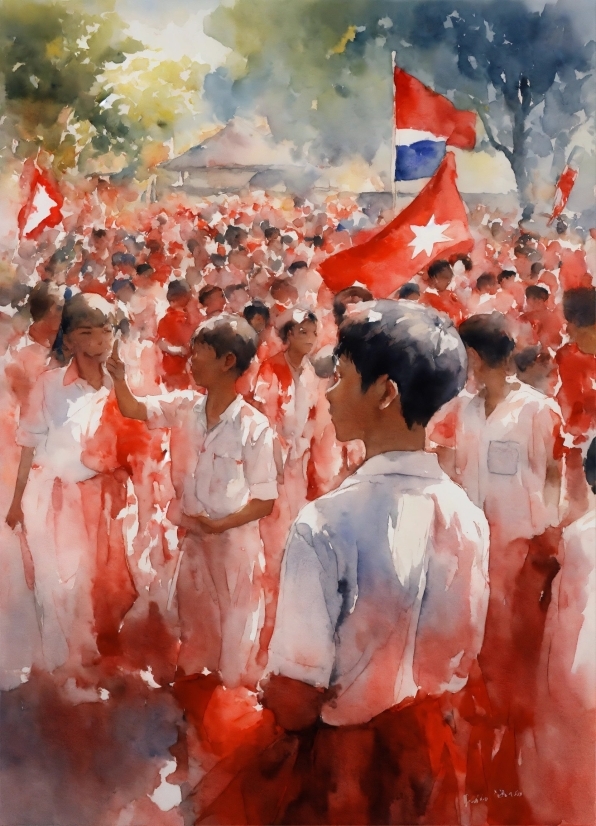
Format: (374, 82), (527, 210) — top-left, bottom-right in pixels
(318, 152), (473, 297)
(18, 159), (64, 240)
(548, 165), (578, 225)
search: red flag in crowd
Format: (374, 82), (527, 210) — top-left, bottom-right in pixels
(394, 68), (476, 150)
(318, 152), (473, 297)
(18, 159), (64, 240)
(548, 164), (578, 225)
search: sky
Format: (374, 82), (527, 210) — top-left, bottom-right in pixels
(115, 0), (230, 67)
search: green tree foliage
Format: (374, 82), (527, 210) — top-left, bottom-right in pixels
(0, 0), (143, 169)
(0, 0), (209, 177)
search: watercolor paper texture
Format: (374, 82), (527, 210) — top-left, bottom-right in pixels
(0, 1), (594, 825)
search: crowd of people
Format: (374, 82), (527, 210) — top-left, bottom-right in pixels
(0, 185), (594, 824)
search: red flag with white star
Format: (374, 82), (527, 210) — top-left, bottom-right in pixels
(17, 159), (64, 240)
(318, 152), (473, 297)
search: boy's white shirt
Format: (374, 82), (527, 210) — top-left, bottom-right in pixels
(267, 450), (489, 726)
(429, 382), (564, 543)
(144, 391), (278, 520)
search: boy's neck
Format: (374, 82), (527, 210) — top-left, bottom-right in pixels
(285, 347), (304, 371)
(363, 412), (426, 460)
(205, 380), (238, 429)
(482, 368), (517, 415)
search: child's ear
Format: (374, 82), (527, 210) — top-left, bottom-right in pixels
(379, 378), (399, 411)
(223, 352), (238, 373)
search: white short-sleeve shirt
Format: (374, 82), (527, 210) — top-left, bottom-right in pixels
(267, 451), (489, 726)
(16, 361), (111, 483)
(145, 392), (278, 519)
(429, 382), (564, 542)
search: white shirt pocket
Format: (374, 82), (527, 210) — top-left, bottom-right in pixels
(487, 440), (520, 476)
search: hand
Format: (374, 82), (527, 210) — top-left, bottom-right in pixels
(190, 514), (228, 535)
(6, 499), (24, 530)
(105, 339), (125, 382)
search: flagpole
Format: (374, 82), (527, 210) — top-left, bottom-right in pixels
(391, 51), (398, 216)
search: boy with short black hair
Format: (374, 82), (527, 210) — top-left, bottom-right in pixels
(156, 279), (195, 390)
(198, 284), (226, 319)
(258, 300), (489, 824)
(107, 313), (278, 688)
(421, 258), (467, 325)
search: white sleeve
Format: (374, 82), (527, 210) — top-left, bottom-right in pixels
(267, 515), (339, 688)
(244, 420), (278, 501)
(143, 390), (192, 430)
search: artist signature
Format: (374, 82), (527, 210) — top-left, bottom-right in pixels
(465, 790), (523, 805)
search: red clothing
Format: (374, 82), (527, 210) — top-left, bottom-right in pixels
(555, 343), (596, 445)
(421, 288), (467, 326)
(156, 306), (195, 390)
(518, 307), (564, 351)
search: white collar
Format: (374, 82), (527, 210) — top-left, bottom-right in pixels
(355, 451), (444, 481)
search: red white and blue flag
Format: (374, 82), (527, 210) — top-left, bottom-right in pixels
(394, 68), (476, 181)
(319, 152), (473, 297)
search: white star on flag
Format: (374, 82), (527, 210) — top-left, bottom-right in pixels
(408, 215), (452, 258)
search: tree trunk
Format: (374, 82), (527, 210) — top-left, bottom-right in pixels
(507, 76), (533, 210)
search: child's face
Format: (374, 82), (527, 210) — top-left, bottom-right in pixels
(287, 320), (317, 357)
(249, 314), (267, 334)
(326, 355), (370, 442)
(66, 322), (114, 361)
(204, 292), (226, 316)
(431, 269), (453, 292)
(170, 294), (191, 310)
(190, 338), (228, 387)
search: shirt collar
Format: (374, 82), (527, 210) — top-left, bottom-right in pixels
(355, 451), (444, 481)
(63, 359), (112, 389)
(195, 393), (244, 427)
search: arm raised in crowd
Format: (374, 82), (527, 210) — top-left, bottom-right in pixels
(105, 340), (148, 421)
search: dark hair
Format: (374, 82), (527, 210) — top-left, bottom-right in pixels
(514, 345), (543, 373)
(136, 263), (153, 277)
(187, 238), (199, 253)
(92, 228), (107, 239)
(526, 285), (549, 302)
(312, 235), (324, 248)
(530, 261), (543, 275)
(332, 286), (373, 325)
(166, 279), (190, 301)
(112, 278), (135, 295)
(198, 285), (225, 305)
(335, 300), (467, 429)
(288, 261), (308, 275)
(449, 253), (473, 271)
(243, 301), (270, 325)
(498, 269), (516, 284)
(476, 273), (496, 292)
(585, 438), (596, 494)
(459, 313), (515, 368)
(278, 310), (317, 344)
(264, 227), (280, 241)
(397, 282), (421, 299)
(563, 288), (596, 328)
(61, 294), (114, 336)
(428, 259), (452, 279)
(191, 314), (257, 376)
(28, 281), (61, 322)
(210, 253), (227, 268)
